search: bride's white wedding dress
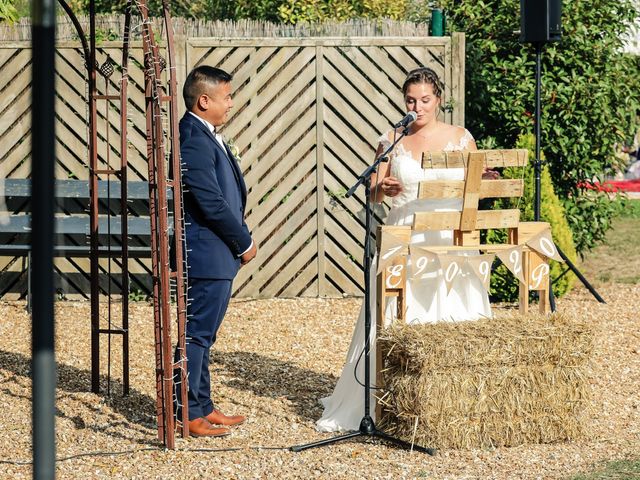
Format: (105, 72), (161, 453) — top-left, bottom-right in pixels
(316, 129), (492, 433)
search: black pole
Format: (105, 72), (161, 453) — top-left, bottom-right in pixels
(557, 245), (606, 303)
(533, 41), (547, 308)
(534, 42), (542, 222)
(31, 0), (57, 478)
(362, 179), (373, 427)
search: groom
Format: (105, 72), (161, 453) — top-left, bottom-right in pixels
(177, 65), (257, 437)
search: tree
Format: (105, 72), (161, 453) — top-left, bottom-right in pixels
(441, 0), (640, 254)
(61, 0), (288, 22)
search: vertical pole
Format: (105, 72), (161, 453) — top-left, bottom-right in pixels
(362, 181), (373, 431)
(162, 0), (190, 435)
(120, 9), (131, 396)
(140, 2), (175, 447)
(31, 0), (56, 477)
(142, 35), (165, 444)
(531, 42), (604, 308)
(89, 0), (100, 394)
(534, 42), (542, 222)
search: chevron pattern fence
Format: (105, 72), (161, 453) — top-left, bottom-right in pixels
(0, 34), (465, 298)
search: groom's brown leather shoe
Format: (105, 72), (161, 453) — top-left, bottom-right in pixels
(188, 417), (231, 437)
(205, 409), (246, 427)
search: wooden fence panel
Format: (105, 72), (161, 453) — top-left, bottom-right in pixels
(0, 34), (464, 299)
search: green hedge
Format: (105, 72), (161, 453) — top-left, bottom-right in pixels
(65, 0), (407, 23)
(278, 0), (406, 22)
(485, 134), (578, 301)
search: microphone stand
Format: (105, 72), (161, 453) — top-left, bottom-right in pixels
(291, 124), (435, 454)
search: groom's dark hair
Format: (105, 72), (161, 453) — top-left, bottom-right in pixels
(183, 65), (233, 111)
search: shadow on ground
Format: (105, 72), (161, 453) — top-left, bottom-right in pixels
(1, 348), (339, 434)
(0, 349), (160, 445)
(212, 350), (338, 422)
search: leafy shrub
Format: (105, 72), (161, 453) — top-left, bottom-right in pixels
(0, 0), (19, 22)
(278, 0), (407, 23)
(484, 134), (578, 301)
(441, 0), (640, 254)
(65, 0), (287, 22)
(165, 0), (286, 22)
(404, 0), (441, 23)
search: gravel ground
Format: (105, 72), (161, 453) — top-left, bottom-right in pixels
(0, 283), (638, 479)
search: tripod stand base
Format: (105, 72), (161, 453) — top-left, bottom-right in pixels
(290, 415), (436, 454)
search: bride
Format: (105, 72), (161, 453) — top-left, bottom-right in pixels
(316, 67), (494, 433)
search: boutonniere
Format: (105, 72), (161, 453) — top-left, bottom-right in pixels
(226, 139), (242, 164)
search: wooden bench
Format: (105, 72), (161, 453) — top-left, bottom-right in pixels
(0, 178), (171, 298)
(375, 149), (557, 416)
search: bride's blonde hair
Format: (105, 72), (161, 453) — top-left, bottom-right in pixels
(402, 67), (444, 99)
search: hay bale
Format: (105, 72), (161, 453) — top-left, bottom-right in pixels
(377, 313), (592, 449)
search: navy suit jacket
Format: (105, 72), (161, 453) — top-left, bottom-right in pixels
(179, 113), (251, 280)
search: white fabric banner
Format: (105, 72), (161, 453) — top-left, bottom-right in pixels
(376, 231), (408, 275)
(438, 254), (466, 293)
(465, 254), (495, 292)
(526, 229), (564, 262)
(496, 246), (526, 284)
(408, 246), (440, 280)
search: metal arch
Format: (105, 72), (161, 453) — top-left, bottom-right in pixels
(133, 0), (189, 449)
(56, 0), (89, 70)
(161, 0), (190, 445)
(56, 0), (187, 450)
(85, 0), (132, 398)
(53, 0), (132, 396)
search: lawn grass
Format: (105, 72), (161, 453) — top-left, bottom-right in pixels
(569, 458), (640, 479)
(623, 196), (640, 218)
(579, 199), (640, 285)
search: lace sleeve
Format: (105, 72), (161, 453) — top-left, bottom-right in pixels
(459, 129), (475, 150)
(376, 130), (393, 151)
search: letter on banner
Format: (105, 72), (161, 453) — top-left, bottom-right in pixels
(497, 246), (526, 284)
(408, 246), (440, 280)
(528, 254), (550, 290)
(438, 254), (466, 293)
(466, 254), (495, 293)
(376, 231), (408, 275)
(526, 229), (564, 262)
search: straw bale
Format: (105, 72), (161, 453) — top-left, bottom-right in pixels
(377, 313), (593, 449)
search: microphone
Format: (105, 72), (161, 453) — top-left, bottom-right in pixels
(393, 111), (417, 128)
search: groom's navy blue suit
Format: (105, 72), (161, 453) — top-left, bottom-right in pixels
(179, 111), (251, 420)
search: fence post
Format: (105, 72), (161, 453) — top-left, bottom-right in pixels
(174, 33), (187, 119)
(451, 32), (466, 128)
(315, 42), (326, 297)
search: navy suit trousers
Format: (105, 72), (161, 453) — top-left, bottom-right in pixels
(176, 277), (232, 420)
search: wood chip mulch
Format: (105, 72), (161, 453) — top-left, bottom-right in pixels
(0, 283), (638, 479)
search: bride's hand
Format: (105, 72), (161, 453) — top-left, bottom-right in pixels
(482, 168), (500, 180)
(379, 176), (403, 197)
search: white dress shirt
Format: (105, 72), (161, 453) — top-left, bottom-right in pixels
(188, 111), (227, 151)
